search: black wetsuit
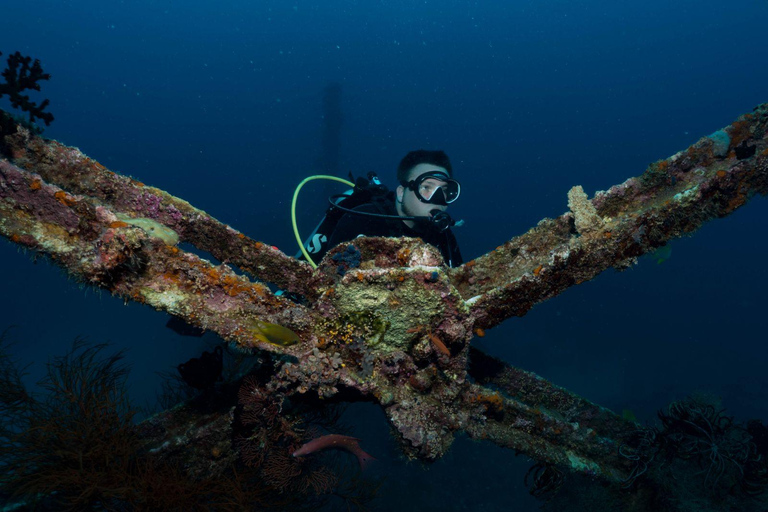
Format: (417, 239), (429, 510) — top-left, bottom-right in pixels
(323, 191), (463, 267)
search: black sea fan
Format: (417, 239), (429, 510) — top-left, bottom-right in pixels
(0, 51), (54, 129)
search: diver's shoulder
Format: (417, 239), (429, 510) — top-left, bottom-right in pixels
(350, 202), (382, 213)
(351, 198), (395, 215)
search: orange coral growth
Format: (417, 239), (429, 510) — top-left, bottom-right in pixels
(200, 266), (256, 298)
(728, 120), (752, 148)
(603, 231), (612, 239)
(717, 170), (727, 178)
(226, 285), (249, 298)
(161, 271), (182, 285)
(474, 327), (486, 338)
(397, 248), (411, 266)
(109, 221), (130, 228)
(727, 193), (747, 211)
(29, 178), (42, 190)
(54, 190), (76, 206)
(10, 234), (20, 243)
(201, 266), (221, 281)
(198, 265), (254, 297)
(322, 322), (356, 346)
(470, 391), (504, 416)
(215, 272), (256, 298)
(533, 265), (543, 276)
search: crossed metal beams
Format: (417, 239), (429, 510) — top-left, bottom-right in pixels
(1, 104), (766, 482)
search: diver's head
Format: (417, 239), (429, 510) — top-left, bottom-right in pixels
(397, 150), (453, 184)
(395, 150), (460, 229)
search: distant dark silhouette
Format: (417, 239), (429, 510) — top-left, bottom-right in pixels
(302, 82), (345, 230)
(320, 82), (343, 176)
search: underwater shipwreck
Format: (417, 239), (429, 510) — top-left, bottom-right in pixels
(2, 85), (768, 509)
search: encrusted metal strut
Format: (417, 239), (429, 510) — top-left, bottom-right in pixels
(1, 104), (767, 483)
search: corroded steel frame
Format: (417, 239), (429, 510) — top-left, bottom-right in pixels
(1, 104), (766, 482)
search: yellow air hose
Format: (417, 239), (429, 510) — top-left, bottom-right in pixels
(291, 175), (354, 268)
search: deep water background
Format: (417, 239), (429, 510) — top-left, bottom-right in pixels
(2, 1), (768, 510)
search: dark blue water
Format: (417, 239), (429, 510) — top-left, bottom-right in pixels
(2, 1), (767, 510)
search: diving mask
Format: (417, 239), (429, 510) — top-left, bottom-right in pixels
(402, 171), (461, 206)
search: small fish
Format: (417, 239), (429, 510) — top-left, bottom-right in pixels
(248, 320), (300, 347)
(428, 332), (450, 356)
(650, 245), (672, 264)
(292, 434), (376, 470)
(622, 409), (638, 423)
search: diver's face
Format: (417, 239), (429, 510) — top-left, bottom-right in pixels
(396, 163), (450, 222)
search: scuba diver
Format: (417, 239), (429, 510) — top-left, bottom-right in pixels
(169, 150), (464, 336)
(295, 150), (463, 268)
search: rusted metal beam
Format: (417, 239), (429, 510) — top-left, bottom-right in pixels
(0, 121), (321, 300)
(2, 103), (766, 483)
(450, 104), (768, 329)
(0, 157), (316, 357)
(464, 347), (635, 481)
